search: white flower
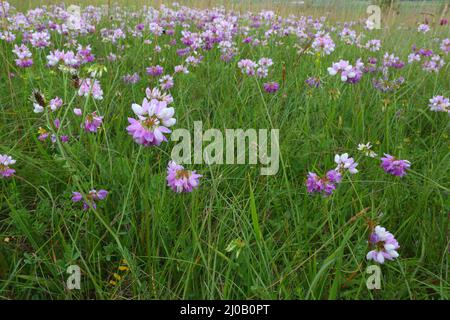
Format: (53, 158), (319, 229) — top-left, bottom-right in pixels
(334, 153), (358, 174)
(357, 142), (377, 158)
(33, 103), (44, 113)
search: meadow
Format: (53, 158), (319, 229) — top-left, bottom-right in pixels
(0, 0), (449, 299)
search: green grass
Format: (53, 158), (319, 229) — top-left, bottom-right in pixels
(0, 1), (449, 299)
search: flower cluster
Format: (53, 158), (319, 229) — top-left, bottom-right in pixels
(327, 59), (364, 84)
(428, 95), (449, 114)
(380, 154), (411, 177)
(12, 44), (33, 68)
(306, 153), (358, 196)
(126, 94), (176, 146)
(238, 57), (273, 78)
(78, 78), (104, 100)
(166, 161), (202, 193)
(366, 225), (400, 264)
(0, 154), (16, 178)
(72, 189), (108, 211)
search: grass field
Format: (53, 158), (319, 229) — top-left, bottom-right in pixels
(0, 0), (449, 299)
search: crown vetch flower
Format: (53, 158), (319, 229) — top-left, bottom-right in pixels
(167, 161), (202, 193)
(366, 225), (400, 264)
(334, 153), (358, 174)
(428, 95), (449, 114)
(126, 97), (176, 146)
(78, 78), (104, 100)
(306, 169), (342, 196)
(263, 81), (279, 93)
(12, 44), (33, 68)
(380, 154), (411, 177)
(0, 154), (16, 178)
(72, 189), (108, 211)
(83, 112), (103, 133)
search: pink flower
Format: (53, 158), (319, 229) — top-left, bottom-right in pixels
(166, 161), (202, 193)
(83, 112), (103, 133)
(366, 225), (400, 264)
(126, 97), (176, 146)
(49, 97), (63, 111)
(78, 78), (103, 100)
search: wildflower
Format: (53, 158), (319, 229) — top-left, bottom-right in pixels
(166, 161), (202, 193)
(357, 142), (377, 158)
(78, 78), (104, 100)
(305, 76), (321, 88)
(366, 225), (400, 264)
(383, 52), (404, 69)
(159, 75), (174, 90)
(83, 112), (103, 133)
(238, 59), (257, 76)
(417, 24), (430, 33)
(72, 189), (108, 211)
(126, 98), (176, 146)
(327, 60), (363, 83)
(0, 154), (16, 178)
(440, 38), (449, 55)
(30, 31), (50, 48)
(145, 87), (173, 104)
(123, 72), (140, 84)
(380, 154), (411, 177)
(49, 97), (63, 111)
(365, 39), (381, 52)
(311, 32), (335, 55)
(422, 55), (444, 73)
(372, 76), (404, 93)
(263, 82), (279, 93)
(146, 65), (164, 77)
(12, 44), (33, 68)
(428, 95), (449, 114)
(306, 170), (342, 196)
(334, 153), (358, 174)
(174, 65), (189, 74)
(73, 108), (82, 116)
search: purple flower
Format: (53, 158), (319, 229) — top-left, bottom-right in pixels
(366, 225), (400, 264)
(166, 161), (202, 193)
(84, 112), (103, 133)
(334, 153), (358, 174)
(49, 97), (63, 111)
(428, 95), (449, 114)
(305, 170), (341, 196)
(418, 24), (430, 33)
(123, 72), (140, 84)
(441, 38), (450, 55)
(30, 31), (50, 48)
(12, 44), (33, 68)
(159, 75), (174, 90)
(0, 154), (16, 178)
(263, 82), (279, 93)
(72, 189), (108, 211)
(312, 32), (335, 55)
(380, 154), (411, 177)
(146, 65), (164, 77)
(327, 59), (363, 83)
(126, 97), (176, 146)
(78, 78), (103, 100)
(305, 76), (321, 88)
